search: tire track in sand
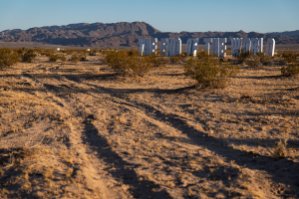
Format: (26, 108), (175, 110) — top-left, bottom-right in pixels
(83, 114), (172, 199)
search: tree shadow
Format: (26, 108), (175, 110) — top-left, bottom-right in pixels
(83, 115), (171, 199)
(0, 148), (36, 198)
(1, 73), (196, 95)
(156, 133), (299, 150)
(0, 73), (117, 82)
(239, 110), (299, 117)
(236, 75), (282, 80)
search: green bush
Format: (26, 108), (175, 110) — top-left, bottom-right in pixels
(281, 64), (299, 77)
(21, 49), (37, 63)
(185, 57), (237, 88)
(106, 51), (154, 77)
(0, 48), (19, 69)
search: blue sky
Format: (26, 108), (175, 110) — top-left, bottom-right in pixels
(0, 0), (298, 32)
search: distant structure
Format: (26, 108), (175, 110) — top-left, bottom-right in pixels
(265, 38), (276, 57)
(160, 38), (182, 56)
(138, 38), (158, 56)
(242, 38), (252, 54)
(204, 38), (213, 55)
(138, 37), (276, 57)
(206, 38), (227, 58)
(251, 38), (263, 55)
(231, 38), (243, 56)
(231, 38), (267, 56)
(186, 38), (199, 57)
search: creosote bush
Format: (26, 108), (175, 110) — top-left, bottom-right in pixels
(88, 49), (97, 56)
(169, 56), (181, 65)
(280, 52), (299, 77)
(281, 64), (299, 77)
(105, 50), (155, 77)
(0, 48), (19, 69)
(147, 55), (168, 67)
(272, 130), (290, 158)
(185, 56), (237, 88)
(245, 55), (262, 67)
(281, 52), (298, 64)
(69, 53), (87, 63)
(21, 49), (37, 63)
(48, 53), (66, 62)
(259, 54), (273, 66)
(273, 139), (289, 158)
(237, 52), (250, 64)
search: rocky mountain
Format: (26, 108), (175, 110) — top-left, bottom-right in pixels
(0, 22), (298, 48)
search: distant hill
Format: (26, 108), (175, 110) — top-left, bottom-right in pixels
(0, 22), (298, 48)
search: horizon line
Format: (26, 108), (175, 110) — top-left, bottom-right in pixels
(0, 21), (298, 34)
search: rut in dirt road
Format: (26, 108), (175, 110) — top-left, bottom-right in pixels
(83, 114), (172, 199)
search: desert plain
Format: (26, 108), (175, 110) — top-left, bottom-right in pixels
(0, 51), (298, 199)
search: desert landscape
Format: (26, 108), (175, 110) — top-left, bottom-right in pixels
(1, 0), (299, 198)
(0, 48), (298, 198)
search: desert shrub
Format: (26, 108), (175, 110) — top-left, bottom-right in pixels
(69, 54), (80, 63)
(106, 51), (154, 77)
(48, 53), (66, 62)
(69, 53), (87, 62)
(169, 56), (182, 65)
(273, 139), (288, 158)
(49, 54), (58, 62)
(237, 52), (250, 64)
(80, 55), (88, 61)
(281, 52), (298, 64)
(244, 55), (262, 67)
(259, 55), (273, 66)
(21, 49), (37, 63)
(128, 49), (139, 56)
(272, 130), (290, 158)
(39, 49), (55, 57)
(197, 51), (209, 59)
(281, 63), (299, 77)
(88, 50), (97, 56)
(184, 57), (237, 88)
(0, 48), (19, 69)
(147, 55), (168, 67)
(277, 59), (287, 66)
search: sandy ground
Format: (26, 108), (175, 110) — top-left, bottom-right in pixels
(0, 57), (298, 199)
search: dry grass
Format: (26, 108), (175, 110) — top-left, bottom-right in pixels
(0, 52), (298, 198)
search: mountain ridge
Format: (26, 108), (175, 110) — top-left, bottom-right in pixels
(0, 22), (298, 48)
